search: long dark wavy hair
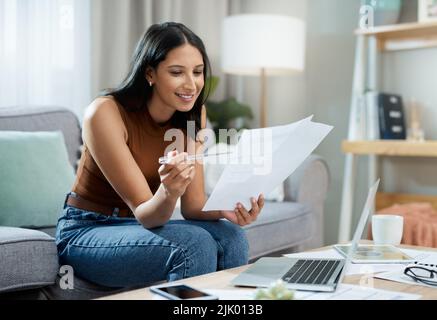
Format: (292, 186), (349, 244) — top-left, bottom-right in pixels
(103, 22), (212, 135)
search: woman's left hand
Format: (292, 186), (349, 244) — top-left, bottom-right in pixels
(220, 194), (265, 226)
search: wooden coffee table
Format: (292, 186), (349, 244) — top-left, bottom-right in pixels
(100, 243), (437, 300)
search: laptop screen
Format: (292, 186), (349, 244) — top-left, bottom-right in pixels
(339, 179), (380, 276)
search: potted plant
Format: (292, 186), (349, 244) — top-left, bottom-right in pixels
(204, 76), (253, 143)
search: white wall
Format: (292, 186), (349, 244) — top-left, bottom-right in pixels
(182, 0), (230, 101)
(305, 0), (361, 245)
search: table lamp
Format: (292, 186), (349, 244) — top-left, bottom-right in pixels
(221, 14), (305, 128)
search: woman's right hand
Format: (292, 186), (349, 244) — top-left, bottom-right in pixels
(158, 151), (195, 199)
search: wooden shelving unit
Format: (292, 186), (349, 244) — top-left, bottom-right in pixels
(339, 21), (437, 242)
(343, 140), (437, 212)
(342, 140), (437, 157)
(355, 21), (437, 51)
(376, 192), (437, 211)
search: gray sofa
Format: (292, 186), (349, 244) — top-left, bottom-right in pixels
(0, 106), (329, 299)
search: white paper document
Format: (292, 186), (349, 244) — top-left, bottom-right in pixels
(374, 248), (437, 288)
(202, 116), (333, 211)
(294, 284), (420, 300)
(151, 283), (420, 300)
(165, 284), (419, 300)
(374, 270), (437, 289)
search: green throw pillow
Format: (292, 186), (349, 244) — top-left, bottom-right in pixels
(0, 131), (75, 228)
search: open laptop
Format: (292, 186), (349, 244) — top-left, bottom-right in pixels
(231, 179), (380, 292)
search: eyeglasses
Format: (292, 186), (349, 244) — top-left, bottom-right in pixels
(404, 264), (437, 287)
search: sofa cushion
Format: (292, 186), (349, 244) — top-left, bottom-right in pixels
(0, 227), (59, 293)
(0, 130), (75, 228)
(0, 106), (83, 169)
(243, 201), (313, 259)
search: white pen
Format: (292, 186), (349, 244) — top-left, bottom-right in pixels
(158, 152), (231, 164)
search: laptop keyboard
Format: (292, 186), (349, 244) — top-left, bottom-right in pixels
(281, 259), (341, 285)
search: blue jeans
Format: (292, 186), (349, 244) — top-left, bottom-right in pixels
(55, 204), (249, 288)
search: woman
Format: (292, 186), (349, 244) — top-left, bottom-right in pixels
(56, 22), (264, 288)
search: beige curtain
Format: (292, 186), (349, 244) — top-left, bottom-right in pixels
(91, 0), (230, 102)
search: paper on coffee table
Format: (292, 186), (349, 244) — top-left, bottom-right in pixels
(204, 284), (420, 300)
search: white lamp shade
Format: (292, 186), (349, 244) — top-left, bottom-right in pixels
(222, 14), (306, 76)
(222, 14), (305, 75)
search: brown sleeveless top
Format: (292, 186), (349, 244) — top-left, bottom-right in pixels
(72, 98), (185, 210)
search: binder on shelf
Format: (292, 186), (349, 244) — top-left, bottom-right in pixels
(378, 93), (407, 140)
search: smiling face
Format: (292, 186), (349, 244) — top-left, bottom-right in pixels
(146, 43), (205, 119)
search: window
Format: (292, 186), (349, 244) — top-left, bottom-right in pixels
(0, 0), (91, 118)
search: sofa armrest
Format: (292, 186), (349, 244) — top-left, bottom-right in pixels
(283, 154), (329, 203)
(283, 154), (330, 249)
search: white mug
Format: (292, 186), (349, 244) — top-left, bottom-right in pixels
(372, 214), (404, 246)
